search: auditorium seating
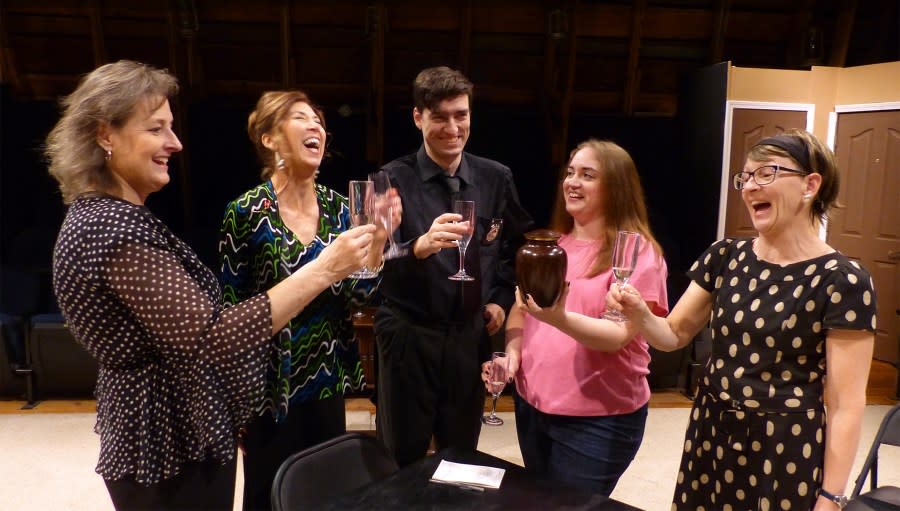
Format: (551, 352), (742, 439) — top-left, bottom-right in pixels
(0, 267), (97, 405)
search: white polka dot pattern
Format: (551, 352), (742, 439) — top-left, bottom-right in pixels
(670, 238), (877, 510)
(52, 195), (273, 485)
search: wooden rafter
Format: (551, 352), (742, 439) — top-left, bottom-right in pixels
(789, 0), (816, 67)
(623, 0), (646, 116)
(166, 3), (194, 234)
(541, 7), (558, 150)
(557, 0), (577, 164)
(173, 0), (201, 95)
(0, 5), (25, 94)
(828, 0), (857, 67)
(280, 0), (292, 88)
(709, 0), (731, 64)
(458, 0), (472, 75)
(366, 1), (386, 165)
(88, 0), (107, 67)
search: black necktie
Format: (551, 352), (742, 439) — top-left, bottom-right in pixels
(442, 173), (460, 203)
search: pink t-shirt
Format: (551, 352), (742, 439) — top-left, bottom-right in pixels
(515, 233), (668, 416)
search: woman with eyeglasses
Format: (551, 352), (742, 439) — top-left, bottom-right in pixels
(608, 128), (876, 510)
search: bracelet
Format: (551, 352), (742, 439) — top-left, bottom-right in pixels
(372, 257), (385, 274)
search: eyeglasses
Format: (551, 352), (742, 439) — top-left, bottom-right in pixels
(732, 165), (809, 190)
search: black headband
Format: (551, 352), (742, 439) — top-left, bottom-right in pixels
(753, 135), (811, 172)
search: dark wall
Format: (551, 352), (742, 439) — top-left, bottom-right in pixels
(1, 72), (731, 391)
(1, 75), (721, 303)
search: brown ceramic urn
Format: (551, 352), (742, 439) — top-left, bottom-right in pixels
(515, 229), (567, 307)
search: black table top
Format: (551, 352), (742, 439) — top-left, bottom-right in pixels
(316, 447), (644, 510)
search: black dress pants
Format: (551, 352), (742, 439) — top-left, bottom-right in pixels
(240, 394), (346, 511)
(374, 308), (484, 467)
(105, 457), (237, 511)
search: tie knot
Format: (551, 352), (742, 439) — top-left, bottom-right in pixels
(443, 174), (460, 194)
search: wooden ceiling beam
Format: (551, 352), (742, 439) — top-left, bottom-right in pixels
(280, 0), (292, 88)
(542, 1), (578, 167)
(366, 1), (386, 166)
(174, 0), (202, 96)
(709, 0), (730, 64)
(557, 0), (578, 164)
(863, 1), (895, 64)
(789, 0), (817, 67)
(0, 5), (26, 95)
(166, 1), (194, 234)
(541, 6), (559, 151)
(828, 0), (857, 67)
(458, 1), (472, 75)
(88, 0), (107, 67)
(623, 0), (647, 117)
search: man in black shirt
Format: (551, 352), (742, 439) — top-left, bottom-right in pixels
(375, 66), (533, 467)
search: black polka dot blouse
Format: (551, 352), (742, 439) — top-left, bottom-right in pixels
(672, 237), (877, 510)
(52, 194), (273, 485)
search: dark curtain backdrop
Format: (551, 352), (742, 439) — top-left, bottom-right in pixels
(1, 65), (727, 388)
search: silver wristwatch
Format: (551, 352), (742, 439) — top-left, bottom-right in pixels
(818, 488), (849, 509)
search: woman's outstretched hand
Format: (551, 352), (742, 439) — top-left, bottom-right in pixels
(606, 283), (648, 321)
(315, 224), (376, 280)
(515, 283), (569, 327)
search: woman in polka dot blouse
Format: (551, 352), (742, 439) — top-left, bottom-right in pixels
(609, 129), (877, 510)
(45, 60), (375, 511)
(217, 90), (400, 511)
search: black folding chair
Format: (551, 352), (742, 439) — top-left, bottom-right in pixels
(847, 404), (900, 510)
(271, 432), (399, 511)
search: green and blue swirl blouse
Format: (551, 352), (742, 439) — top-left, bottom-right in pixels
(218, 181), (371, 422)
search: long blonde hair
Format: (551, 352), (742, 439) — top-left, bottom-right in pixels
(45, 60), (178, 203)
(549, 139), (663, 277)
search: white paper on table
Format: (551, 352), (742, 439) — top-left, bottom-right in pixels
(429, 459), (506, 489)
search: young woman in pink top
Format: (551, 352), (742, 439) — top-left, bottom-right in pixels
(486, 139), (668, 495)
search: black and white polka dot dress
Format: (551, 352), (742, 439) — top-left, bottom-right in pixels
(673, 238), (877, 511)
(52, 194), (273, 485)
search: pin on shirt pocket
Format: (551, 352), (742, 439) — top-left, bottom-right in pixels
(481, 217), (503, 246)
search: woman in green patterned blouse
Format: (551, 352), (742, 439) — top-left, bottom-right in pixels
(218, 90), (400, 511)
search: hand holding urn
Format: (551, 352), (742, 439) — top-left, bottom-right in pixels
(515, 230), (567, 308)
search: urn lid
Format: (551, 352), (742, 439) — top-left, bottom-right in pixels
(524, 229), (562, 242)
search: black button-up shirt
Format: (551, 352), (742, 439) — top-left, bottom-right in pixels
(379, 146), (534, 324)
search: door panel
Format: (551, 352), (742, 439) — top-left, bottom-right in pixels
(829, 110), (900, 364)
(725, 109), (808, 238)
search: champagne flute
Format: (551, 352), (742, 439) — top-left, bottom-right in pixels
(347, 180), (378, 280)
(482, 352), (509, 426)
(369, 171), (406, 259)
(447, 200), (475, 281)
(602, 230), (642, 322)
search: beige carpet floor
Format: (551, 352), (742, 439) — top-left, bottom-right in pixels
(1, 406), (897, 510)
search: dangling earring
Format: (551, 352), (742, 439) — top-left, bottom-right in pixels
(275, 151), (285, 170)
(314, 169), (320, 179)
(802, 193), (812, 202)
(104, 149), (112, 161)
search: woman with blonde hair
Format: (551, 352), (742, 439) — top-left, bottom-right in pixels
(47, 60), (374, 510)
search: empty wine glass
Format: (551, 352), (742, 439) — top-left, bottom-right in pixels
(347, 180), (378, 280)
(369, 171), (406, 259)
(482, 352), (509, 426)
(448, 200), (475, 281)
(602, 230), (642, 322)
